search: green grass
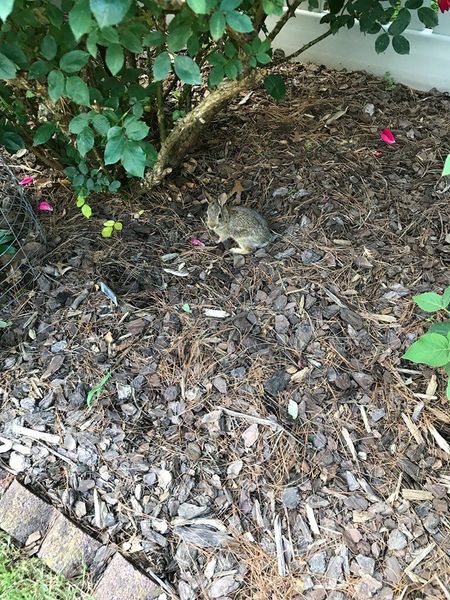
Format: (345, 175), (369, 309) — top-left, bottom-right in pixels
(0, 533), (92, 600)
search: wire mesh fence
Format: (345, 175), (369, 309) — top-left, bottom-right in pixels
(0, 155), (46, 310)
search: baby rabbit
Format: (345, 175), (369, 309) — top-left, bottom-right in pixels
(206, 193), (274, 255)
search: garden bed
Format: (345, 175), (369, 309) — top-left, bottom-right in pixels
(1, 63), (450, 599)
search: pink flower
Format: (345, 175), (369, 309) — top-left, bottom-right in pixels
(191, 238), (205, 247)
(379, 129), (395, 144)
(38, 201), (53, 212)
(19, 176), (34, 185)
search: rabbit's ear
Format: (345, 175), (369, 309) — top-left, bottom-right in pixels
(218, 193), (228, 206)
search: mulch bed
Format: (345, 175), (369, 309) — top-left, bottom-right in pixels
(1, 62), (450, 599)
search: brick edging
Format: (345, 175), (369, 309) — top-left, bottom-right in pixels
(0, 471), (163, 599)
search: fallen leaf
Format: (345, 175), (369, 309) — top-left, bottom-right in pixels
(242, 423), (259, 448)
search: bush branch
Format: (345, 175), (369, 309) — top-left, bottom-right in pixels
(268, 0), (304, 41)
(274, 29), (333, 63)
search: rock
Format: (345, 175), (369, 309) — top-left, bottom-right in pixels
(355, 574), (382, 598)
(370, 408), (386, 422)
(345, 528), (362, 544)
(94, 553), (161, 600)
(272, 187), (289, 197)
(275, 314), (290, 334)
(291, 322), (313, 351)
(345, 471), (360, 491)
(424, 513), (440, 534)
(325, 556), (344, 588)
(9, 451), (29, 472)
(51, 340), (67, 353)
(163, 385), (179, 401)
(312, 432), (327, 450)
(116, 383), (132, 401)
(264, 371), (290, 395)
(208, 575), (240, 598)
(301, 249), (322, 265)
(282, 487), (299, 509)
(387, 529), (407, 551)
(178, 503), (209, 519)
(384, 556), (402, 584)
(212, 376), (227, 394)
(308, 551), (327, 574)
(230, 367), (246, 379)
(355, 554), (375, 576)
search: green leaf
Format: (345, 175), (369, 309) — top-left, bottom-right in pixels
(402, 333), (450, 367)
(69, 113), (91, 134)
(392, 35), (410, 55)
(224, 61), (238, 79)
(153, 51), (171, 81)
(69, 0), (92, 41)
(208, 65), (224, 87)
(264, 74), (286, 101)
(47, 70), (65, 102)
(168, 24), (192, 52)
(1, 130), (25, 152)
(418, 6), (438, 28)
(121, 140), (146, 177)
(0, 52), (16, 79)
(104, 131), (125, 164)
(29, 60), (50, 80)
(181, 303), (192, 313)
(0, 320), (12, 328)
(66, 76), (90, 105)
(225, 11), (253, 33)
(221, 0), (241, 9)
(443, 287), (450, 308)
(442, 154), (450, 177)
(174, 55), (201, 85)
(429, 321), (450, 337)
(40, 35), (57, 61)
(89, 0), (131, 28)
(263, 0), (283, 15)
(102, 226), (113, 237)
(375, 32), (389, 53)
(413, 292), (443, 313)
(60, 50), (90, 73)
(210, 11), (226, 40)
(143, 31), (165, 47)
(81, 203), (92, 218)
(99, 26), (119, 44)
(77, 126), (95, 157)
(114, 222), (123, 230)
(447, 376), (450, 400)
(388, 8), (411, 36)
(91, 113), (110, 135)
(256, 52), (271, 65)
(76, 194), (85, 207)
(0, 0), (14, 21)
(405, 0), (422, 7)
(86, 30), (99, 57)
(120, 29), (142, 53)
(125, 118), (149, 141)
(33, 122), (56, 146)
(106, 44), (124, 75)
(187, 0), (209, 13)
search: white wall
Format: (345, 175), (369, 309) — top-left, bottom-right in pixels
(267, 9), (450, 92)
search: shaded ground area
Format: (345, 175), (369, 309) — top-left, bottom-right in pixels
(1, 63), (450, 599)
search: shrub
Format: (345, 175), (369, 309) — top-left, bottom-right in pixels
(0, 0), (441, 209)
(403, 289), (450, 399)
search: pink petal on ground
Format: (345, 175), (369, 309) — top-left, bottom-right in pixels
(19, 176), (34, 185)
(38, 201), (53, 212)
(373, 150), (382, 157)
(191, 238), (205, 247)
(379, 128), (395, 144)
